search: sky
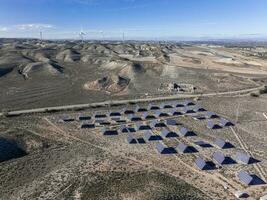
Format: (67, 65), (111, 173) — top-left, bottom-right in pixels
(0, 0), (267, 40)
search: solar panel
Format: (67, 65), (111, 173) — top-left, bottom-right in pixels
(237, 170), (253, 185)
(205, 111), (218, 119)
(142, 112), (156, 120)
(79, 116), (91, 121)
(144, 131), (162, 141)
(176, 143), (198, 153)
(160, 128), (178, 138)
(81, 123), (95, 129)
(207, 120), (221, 129)
(156, 143), (176, 154)
(179, 127), (196, 137)
(126, 135), (137, 144)
(214, 138), (234, 149)
(235, 152), (253, 164)
(165, 119), (178, 126)
(168, 109), (183, 116)
(150, 120), (166, 128)
(154, 110), (169, 117)
(147, 103), (160, 110)
(135, 105), (147, 113)
(219, 118), (234, 127)
(135, 122), (151, 131)
(102, 128), (118, 136)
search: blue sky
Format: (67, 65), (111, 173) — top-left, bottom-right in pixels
(0, 0), (267, 40)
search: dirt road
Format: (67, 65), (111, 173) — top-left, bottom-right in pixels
(1, 85), (264, 117)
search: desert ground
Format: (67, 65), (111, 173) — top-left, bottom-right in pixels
(0, 39), (267, 200)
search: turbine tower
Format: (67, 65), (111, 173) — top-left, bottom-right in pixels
(122, 32), (125, 42)
(39, 31), (43, 41)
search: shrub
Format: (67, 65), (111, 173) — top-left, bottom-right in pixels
(250, 92), (260, 97)
(259, 85), (267, 94)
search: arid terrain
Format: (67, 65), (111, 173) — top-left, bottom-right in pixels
(1, 39), (267, 111)
(0, 39), (267, 200)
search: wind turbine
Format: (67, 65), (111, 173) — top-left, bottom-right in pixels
(100, 31), (105, 40)
(79, 27), (86, 42)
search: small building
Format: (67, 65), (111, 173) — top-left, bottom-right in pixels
(79, 116), (91, 121)
(135, 122), (151, 131)
(81, 123), (95, 129)
(183, 100), (195, 106)
(219, 118), (234, 127)
(122, 108), (135, 115)
(212, 151), (235, 165)
(160, 102), (173, 109)
(135, 105), (147, 113)
(176, 142), (198, 153)
(204, 111), (218, 119)
(109, 112), (121, 117)
(154, 110), (169, 118)
(160, 128), (178, 138)
(126, 135), (137, 144)
(127, 114), (142, 122)
(179, 127), (196, 137)
(168, 109), (183, 116)
(194, 140), (213, 148)
(193, 105), (206, 112)
(235, 152), (255, 164)
(156, 143), (176, 154)
(150, 120), (167, 128)
(195, 157), (214, 170)
(147, 103), (160, 110)
(214, 138), (234, 149)
(234, 191), (248, 199)
(144, 131), (162, 141)
(182, 107), (195, 114)
(102, 128), (118, 136)
(207, 120), (221, 129)
(165, 119), (178, 126)
(142, 112), (156, 120)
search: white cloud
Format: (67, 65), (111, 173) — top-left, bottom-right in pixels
(0, 27), (8, 31)
(15, 23), (54, 30)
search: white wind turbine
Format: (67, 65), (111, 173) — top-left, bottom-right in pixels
(79, 27), (86, 42)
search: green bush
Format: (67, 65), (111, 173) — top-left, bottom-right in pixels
(250, 92), (260, 97)
(259, 86), (267, 94)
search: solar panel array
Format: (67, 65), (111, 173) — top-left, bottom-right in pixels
(58, 99), (264, 187)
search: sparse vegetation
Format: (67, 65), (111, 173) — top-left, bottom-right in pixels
(250, 92), (260, 97)
(259, 85), (267, 94)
